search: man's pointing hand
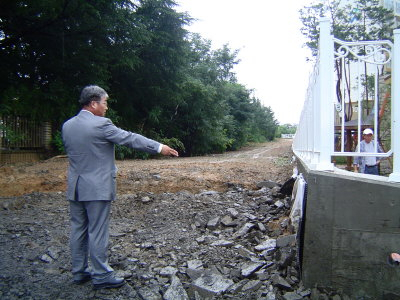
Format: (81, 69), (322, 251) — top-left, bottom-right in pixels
(160, 145), (179, 157)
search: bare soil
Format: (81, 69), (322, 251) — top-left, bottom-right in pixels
(0, 139), (304, 300)
(0, 139), (294, 197)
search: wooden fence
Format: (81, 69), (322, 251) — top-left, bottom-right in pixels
(0, 116), (52, 164)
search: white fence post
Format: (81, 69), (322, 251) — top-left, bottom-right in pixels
(389, 29), (400, 182)
(315, 17), (334, 171)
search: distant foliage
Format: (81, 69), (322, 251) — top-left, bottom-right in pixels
(276, 124), (297, 138)
(0, 0), (278, 157)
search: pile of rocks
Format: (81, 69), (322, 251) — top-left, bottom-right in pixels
(119, 184), (302, 300)
(0, 181), (349, 299)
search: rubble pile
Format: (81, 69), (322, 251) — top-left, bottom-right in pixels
(0, 182), (350, 299)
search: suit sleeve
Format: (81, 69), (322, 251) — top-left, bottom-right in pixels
(102, 119), (161, 154)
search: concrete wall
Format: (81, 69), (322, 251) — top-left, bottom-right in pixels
(297, 160), (400, 299)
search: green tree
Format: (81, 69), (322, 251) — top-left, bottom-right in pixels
(300, 0), (396, 160)
(172, 34), (277, 155)
(300, 0), (396, 120)
(276, 123), (297, 137)
(109, 0), (190, 134)
(0, 0), (119, 123)
(300, 0), (395, 57)
(247, 100), (278, 142)
(0, 0), (279, 157)
(171, 34), (230, 155)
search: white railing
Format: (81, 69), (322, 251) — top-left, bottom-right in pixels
(293, 17), (400, 182)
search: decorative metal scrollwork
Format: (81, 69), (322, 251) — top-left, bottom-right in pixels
(334, 38), (392, 65)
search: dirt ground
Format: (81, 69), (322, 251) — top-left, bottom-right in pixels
(1, 139), (308, 300)
(0, 139), (294, 197)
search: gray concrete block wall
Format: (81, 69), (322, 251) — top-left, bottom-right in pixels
(297, 160), (400, 298)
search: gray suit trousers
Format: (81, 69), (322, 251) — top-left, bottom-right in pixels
(69, 200), (114, 282)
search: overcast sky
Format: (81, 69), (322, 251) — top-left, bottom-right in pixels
(175, 0), (314, 124)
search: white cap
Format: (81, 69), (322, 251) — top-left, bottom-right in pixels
(363, 128), (373, 135)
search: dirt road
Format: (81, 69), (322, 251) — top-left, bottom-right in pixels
(0, 139), (294, 197)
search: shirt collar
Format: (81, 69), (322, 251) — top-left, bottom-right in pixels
(81, 109), (94, 115)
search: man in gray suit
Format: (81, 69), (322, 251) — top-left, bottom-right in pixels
(62, 85), (178, 289)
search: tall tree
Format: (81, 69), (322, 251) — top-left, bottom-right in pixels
(0, 0), (119, 122)
(299, 0), (396, 163)
(300, 0), (396, 119)
(171, 34), (230, 155)
(107, 0), (190, 136)
(300, 0), (395, 57)
(0, 0), (278, 157)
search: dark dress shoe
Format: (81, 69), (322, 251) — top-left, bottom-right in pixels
(73, 274), (92, 285)
(93, 277), (125, 290)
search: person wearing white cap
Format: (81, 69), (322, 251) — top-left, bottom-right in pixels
(353, 128), (383, 175)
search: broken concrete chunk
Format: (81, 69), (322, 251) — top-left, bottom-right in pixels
(271, 186), (281, 196)
(277, 248), (295, 268)
(159, 266), (178, 277)
(187, 259), (203, 270)
(242, 280), (262, 292)
(282, 291), (304, 300)
(261, 248), (276, 257)
(40, 253), (53, 263)
(187, 269), (203, 281)
(271, 274), (293, 291)
(137, 286), (162, 300)
(47, 246), (60, 260)
(241, 261), (265, 277)
(276, 234), (297, 248)
(227, 280), (248, 293)
(186, 260), (204, 280)
(191, 272), (234, 298)
(255, 269), (270, 281)
(236, 246), (256, 259)
(227, 208), (239, 218)
(207, 217), (220, 230)
(196, 235), (217, 244)
(233, 223), (255, 238)
(164, 275), (189, 300)
(140, 242), (154, 249)
(256, 180), (279, 189)
(141, 196), (152, 203)
(255, 239), (276, 251)
(221, 215), (236, 226)
(257, 222), (267, 232)
(210, 240), (234, 247)
(243, 212), (257, 220)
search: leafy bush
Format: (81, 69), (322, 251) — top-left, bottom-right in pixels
(52, 131), (65, 154)
(0, 123), (26, 148)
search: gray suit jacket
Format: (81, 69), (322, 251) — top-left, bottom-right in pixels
(62, 110), (161, 201)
